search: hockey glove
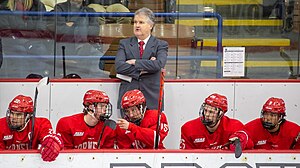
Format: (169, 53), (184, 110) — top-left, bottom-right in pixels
(229, 130), (248, 151)
(40, 133), (63, 162)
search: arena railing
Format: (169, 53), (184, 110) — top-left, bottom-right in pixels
(0, 11), (223, 78)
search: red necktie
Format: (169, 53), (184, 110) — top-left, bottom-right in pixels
(138, 41), (145, 59)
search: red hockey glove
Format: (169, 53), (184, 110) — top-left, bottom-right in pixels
(40, 133), (63, 162)
(229, 130), (248, 151)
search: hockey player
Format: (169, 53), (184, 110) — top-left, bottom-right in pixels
(180, 93), (253, 150)
(0, 95), (63, 162)
(56, 90), (115, 149)
(116, 89), (169, 149)
(245, 97), (300, 149)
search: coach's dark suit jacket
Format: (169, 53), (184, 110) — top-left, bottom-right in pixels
(115, 35), (168, 110)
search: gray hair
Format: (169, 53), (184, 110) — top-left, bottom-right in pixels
(135, 7), (156, 26)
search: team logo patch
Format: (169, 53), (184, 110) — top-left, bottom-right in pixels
(256, 140), (267, 145)
(3, 135), (13, 140)
(194, 138), (205, 143)
(73, 132), (84, 136)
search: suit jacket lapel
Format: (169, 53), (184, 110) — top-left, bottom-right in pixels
(143, 36), (155, 59)
(129, 37), (140, 59)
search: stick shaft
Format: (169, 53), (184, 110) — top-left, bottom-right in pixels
(97, 124), (106, 149)
(28, 77), (49, 149)
(29, 87), (38, 149)
(290, 132), (300, 149)
(220, 141), (232, 149)
(62, 46), (66, 78)
(154, 69), (165, 149)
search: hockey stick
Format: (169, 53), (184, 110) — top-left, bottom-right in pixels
(290, 132), (300, 149)
(29, 77), (50, 149)
(61, 46), (81, 79)
(97, 119), (117, 149)
(154, 69), (166, 149)
(62, 46), (66, 78)
(221, 137), (242, 158)
(0, 38), (3, 69)
(233, 138), (242, 158)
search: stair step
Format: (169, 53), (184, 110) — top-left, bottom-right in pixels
(175, 19), (282, 26)
(199, 38), (290, 47)
(177, 0), (263, 5)
(199, 60), (297, 67)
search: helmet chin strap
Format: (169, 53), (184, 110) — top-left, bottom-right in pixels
(140, 104), (146, 116)
(201, 118), (213, 126)
(132, 118), (142, 126)
(263, 122), (276, 130)
(84, 104), (100, 121)
(207, 120), (219, 128)
(134, 104), (146, 125)
(124, 104), (146, 126)
(263, 118), (284, 131)
(202, 118), (220, 129)
(87, 111), (99, 121)
(262, 114), (285, 131)
(18, 119), (30, 132)
(201, 111), (223, 128)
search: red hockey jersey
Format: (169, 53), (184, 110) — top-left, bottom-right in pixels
(180, 116), (253, 149)
(116, 109), (169, 149)
(0, 117), (53, 150)
(245, 118), (300, 149)
(56, 113), (115, 149)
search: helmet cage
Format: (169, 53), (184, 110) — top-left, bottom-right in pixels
(99, 102), (113, 121)
(199, 103), (223, 127)
(84, 102), (113, 121)
(122, 103), (146, 125)
(260, 110), (285, 130)
(6, 109), (32, 131)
